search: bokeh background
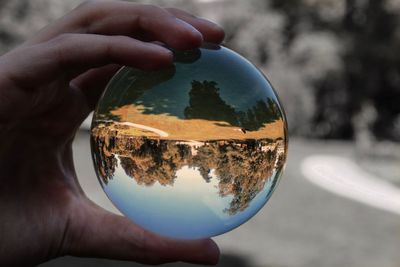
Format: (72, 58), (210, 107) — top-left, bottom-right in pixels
(1, 0), (400, 266)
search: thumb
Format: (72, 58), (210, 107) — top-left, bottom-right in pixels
(68, 201), (220, 265)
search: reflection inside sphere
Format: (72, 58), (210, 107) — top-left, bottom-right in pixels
(91, 44), (288, 239)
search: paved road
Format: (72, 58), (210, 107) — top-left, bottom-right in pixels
(41, 131), (400, 267)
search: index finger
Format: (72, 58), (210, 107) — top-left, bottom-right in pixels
(24, 1), (224, 50)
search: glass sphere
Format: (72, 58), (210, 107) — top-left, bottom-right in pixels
(90, 44), (288, 240)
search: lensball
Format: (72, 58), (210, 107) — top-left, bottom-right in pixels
(90, 44), (288, 239)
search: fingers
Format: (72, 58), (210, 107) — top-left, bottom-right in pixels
(25, 1), (224, 50)
(166, 8), (225, 44)
(1, 34), (172, 87)
(0, 2), (226, 119)
(78, 2), (204, 50)
(69, 203), (220, 265)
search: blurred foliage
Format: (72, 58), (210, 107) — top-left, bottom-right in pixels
(1, 0), (400, 141)
(217, 0), (400, 141)
(0, 0), (81, 53)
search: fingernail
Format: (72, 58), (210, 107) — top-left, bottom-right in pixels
(149, 43), (173, 57)
(175, 18), (203, 40)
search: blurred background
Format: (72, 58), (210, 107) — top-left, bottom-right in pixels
(1, 0), (400, 266)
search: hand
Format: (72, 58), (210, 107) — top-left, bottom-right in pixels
(0, 1), (224, 266)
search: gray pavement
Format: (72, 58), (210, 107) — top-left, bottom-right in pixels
(41, 131), (400, 267)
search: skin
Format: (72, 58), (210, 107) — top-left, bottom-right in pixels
(0, 1), (225, 266)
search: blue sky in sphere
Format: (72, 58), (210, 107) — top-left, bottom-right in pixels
(103, 157), (278, 239)
(134, 46), (279, 119)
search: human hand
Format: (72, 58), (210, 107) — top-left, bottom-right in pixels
(0, 1), (224, 266)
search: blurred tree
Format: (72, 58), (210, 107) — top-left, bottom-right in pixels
(342, 0), (400, 141)
(219, 0), (400, 141)
(0, 0), (80, 54)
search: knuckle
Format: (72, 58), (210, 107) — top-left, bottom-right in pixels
(49, 33), (76, 52)
(47, 33), (76, 66)
(137, 4), (174, 31)
(51, 33), (74, 44)
(141, 4), (170, 18)
(104, 35), (128, 56)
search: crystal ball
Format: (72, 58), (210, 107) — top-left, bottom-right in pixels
(90, 44), (288, 239)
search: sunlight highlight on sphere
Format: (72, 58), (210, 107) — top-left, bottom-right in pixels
(90, 44), (288, 239)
